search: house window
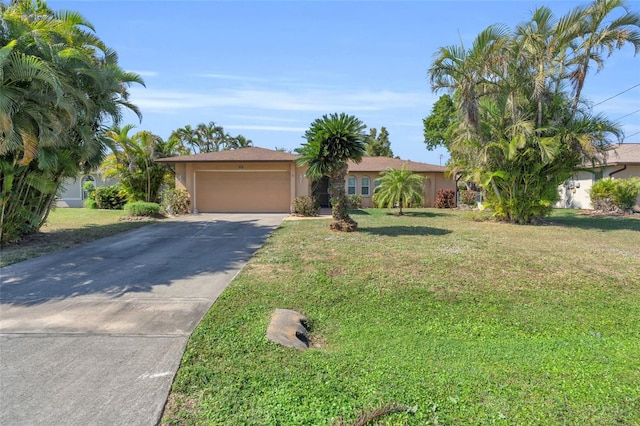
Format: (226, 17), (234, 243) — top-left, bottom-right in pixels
(361, 176), (370, 196)
(81, 175), (95, 200)
(347, 176), (357, 195)
(374, 178), (381, 192)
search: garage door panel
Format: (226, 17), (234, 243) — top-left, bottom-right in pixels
(196, 172), (290, 212)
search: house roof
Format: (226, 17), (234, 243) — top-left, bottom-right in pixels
(157, 147), (446, 172)
(157, 146), (299, 163)
(347, 156), (447, 173)
(603, 143), (640, 166)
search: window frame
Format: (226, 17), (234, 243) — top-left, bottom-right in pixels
(361, 176), (370, 196)
(347, 176), (357, 195)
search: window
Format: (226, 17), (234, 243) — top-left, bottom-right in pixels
(374, 178), (381, 193)
(347, 176), (357, 195)
(361, 176), (370, 196)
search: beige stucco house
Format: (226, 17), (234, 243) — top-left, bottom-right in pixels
(557, 143), (640, 209)
(157, 147), (455, 213)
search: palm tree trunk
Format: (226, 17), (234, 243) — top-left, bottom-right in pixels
(329, 164), (350, 222)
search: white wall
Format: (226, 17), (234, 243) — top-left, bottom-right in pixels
(56, 174), (116, 208)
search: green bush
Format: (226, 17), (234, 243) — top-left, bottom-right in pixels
(161, 188), (191, 215)
(590, 178), (640, 212)
(293, 196), (319, 217)
(94, 185), (128, 210)
(435, 189), (456, 208)
(348, 194), (362, 209)
(124, 201), (161, 217)
(613, 178), (640, 211)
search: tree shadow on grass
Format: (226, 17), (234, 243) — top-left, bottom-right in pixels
(360, 225), (452, 237)
(0, 217), (282, 306)
(385, 210), (452, 218)
(549, 212), (640, 232)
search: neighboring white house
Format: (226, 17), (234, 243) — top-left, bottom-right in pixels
(557, 143), (640, 209)
(56, 172), (116, 208)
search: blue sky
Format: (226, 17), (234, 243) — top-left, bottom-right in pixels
(50, 0), (640, 165)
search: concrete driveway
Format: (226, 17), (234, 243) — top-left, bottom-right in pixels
(0, 213), (286, 425)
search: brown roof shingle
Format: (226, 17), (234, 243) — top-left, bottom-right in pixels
(157, 146), (299, 163)
(157, 147), (447, 173)
(347, 156), (446, 173)
(604, 143), (640, 165)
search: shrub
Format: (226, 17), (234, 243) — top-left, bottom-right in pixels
(613, 178), (640, 211)
(161, 188), (191, 215)
(94, 184), (128, 210)
(293, 196), (319, 217)
(348, 194), (362, 209)
(124, 201), (161, 217)
(435, 189), (456, 208)
(460, 189), (477, 206)
(590, 178), (640, 212)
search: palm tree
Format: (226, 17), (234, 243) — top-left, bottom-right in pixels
(428, 0), (627, 224)
(104, 126), (169, 203)
(0, 1), (143, 243)
(226, 135), (253, 150)
(296, 113), (367, 231)
(567, 0), (640, 119)
(373, 165), (425, 215)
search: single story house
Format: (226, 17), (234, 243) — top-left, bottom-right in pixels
(156, 147), (455, 213)
(557, 142), (640, 209)
(56, 172), (115, 208)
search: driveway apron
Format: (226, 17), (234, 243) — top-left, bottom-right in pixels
(0, 213), (286, 425)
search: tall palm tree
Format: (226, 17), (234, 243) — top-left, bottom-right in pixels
(296, 113), (367, 231)
(0, 0), (143, 243)
(568, 0), (640, 119)
(373, 165), (425, 215)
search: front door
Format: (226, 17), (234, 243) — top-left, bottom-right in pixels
(312, 176), (330, 208)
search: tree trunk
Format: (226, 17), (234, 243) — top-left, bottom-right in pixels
(328, 163), (357, 231)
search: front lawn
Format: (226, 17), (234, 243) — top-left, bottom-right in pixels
(0, 208), (156, 267)
(162, 209), (640, 425)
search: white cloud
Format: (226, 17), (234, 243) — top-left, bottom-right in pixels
(129, 86), (428, 113)
(130, 70), (158, 77)
(198, 73), (267, 83)
(225, 125), (307, 132)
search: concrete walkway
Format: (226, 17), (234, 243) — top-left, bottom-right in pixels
(0, 213), (286, 425)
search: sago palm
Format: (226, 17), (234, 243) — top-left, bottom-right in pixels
(296, 113), (367, 231)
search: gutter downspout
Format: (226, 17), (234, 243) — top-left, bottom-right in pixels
(608, 165), (627, 178)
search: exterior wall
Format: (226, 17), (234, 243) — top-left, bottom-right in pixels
(56, 173), (115, 208)
(557, 165), (640, 209)
(557, 171), (595, 209)
(178, 161), (305, 213)
(345, 171), (456, 208)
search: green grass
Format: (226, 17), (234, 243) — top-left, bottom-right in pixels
(162, 209), (640, 425)
(0, 208), (156, 267)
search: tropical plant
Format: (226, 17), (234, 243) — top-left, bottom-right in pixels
(161, 188), (191, 215)
(170, 122), (252, 153)
(590, 177), (640, 212)
(0, 0), (143, 243)
(102, 126), (177, 203)
(373, 165), (425, 215)
(428, 0), (638, 224)
(296, 113), (367, 231)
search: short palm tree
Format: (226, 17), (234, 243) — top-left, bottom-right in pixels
(373, 165), (425, 215)
(296, 113), (367, 231)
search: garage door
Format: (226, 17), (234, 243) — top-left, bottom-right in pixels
(195, 171), (291, 213)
